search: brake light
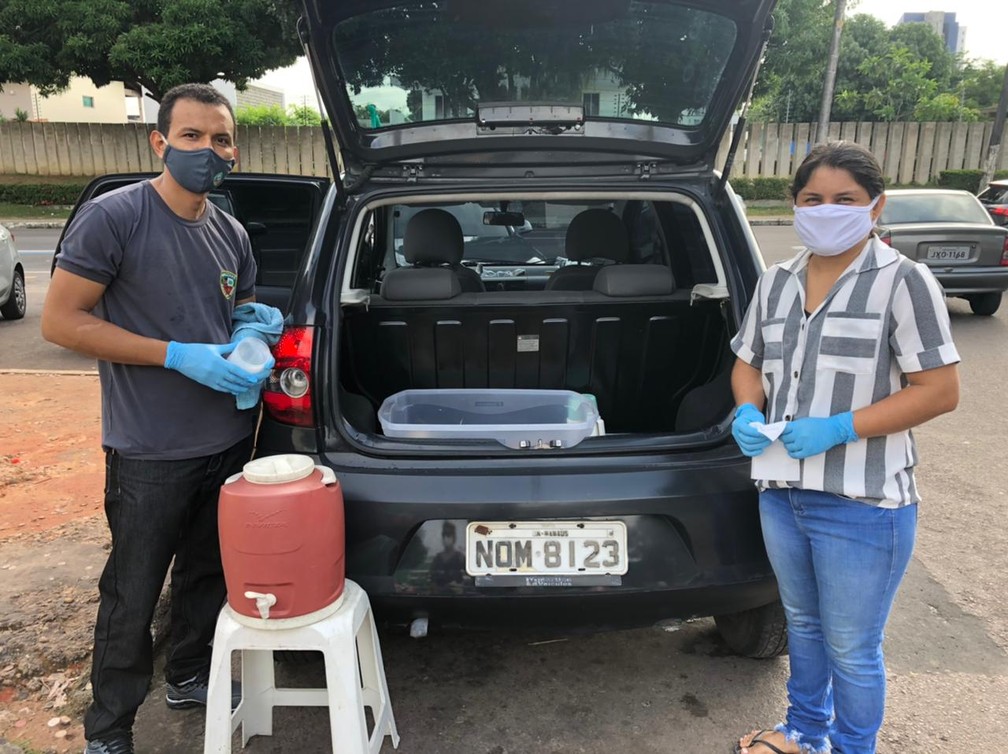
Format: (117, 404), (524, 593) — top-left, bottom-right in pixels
(263, 326), (315, 427)
(992, 207), (1008, 217)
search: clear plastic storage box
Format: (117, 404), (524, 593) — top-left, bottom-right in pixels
(378, 389), (601, 449)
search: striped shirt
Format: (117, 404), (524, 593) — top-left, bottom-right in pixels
(731, 236), (960, 508)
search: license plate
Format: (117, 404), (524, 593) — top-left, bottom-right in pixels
(465, 520), (628, 576)
(926, 245), (970, 261)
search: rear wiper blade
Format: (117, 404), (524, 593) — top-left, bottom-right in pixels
(476, 103), (584, 135)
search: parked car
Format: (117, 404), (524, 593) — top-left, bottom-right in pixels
(62, 0), (787, 657)
(877, 188), (1008, 315)
(0, 223), (26, 320)
(977, 178), (1008, 227)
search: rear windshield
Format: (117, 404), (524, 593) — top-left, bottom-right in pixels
(331, 1), (737, 130)
(880, 193), (992, 225)
(979, 184), (1008, 204)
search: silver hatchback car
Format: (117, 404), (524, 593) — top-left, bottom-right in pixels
(0, 223), (26, 321)
(877, 189), (1008, 316)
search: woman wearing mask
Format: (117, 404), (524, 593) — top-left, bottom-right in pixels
(731, 141), (960, 754)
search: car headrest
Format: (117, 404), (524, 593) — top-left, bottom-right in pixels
(564, 209), (630, 263)
(403, 208), (464, 265)
(593, 265), (675, 297)
(381, 267), (463, 301)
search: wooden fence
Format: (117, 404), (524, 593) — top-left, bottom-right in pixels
(1, 120), (1006, 183)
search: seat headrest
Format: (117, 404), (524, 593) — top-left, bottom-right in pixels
(403, 208), (464, 265)
(593, 265), (675, 297)
(381, 267), (463, 301)
(564, 209), (630, 263)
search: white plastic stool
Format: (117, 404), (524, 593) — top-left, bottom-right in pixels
(203, 579), (400, 753)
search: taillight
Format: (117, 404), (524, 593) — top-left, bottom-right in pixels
(1001, 236), (1008, 267)
(992, 207), (1008, 217)
(879, 233), (892, 247)
(263, 326), (315, 427)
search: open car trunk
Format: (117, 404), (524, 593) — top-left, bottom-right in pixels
(332, 190), (738, 448)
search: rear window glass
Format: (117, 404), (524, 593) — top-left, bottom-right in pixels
(880, 193), (992, 225)
(332, 1), (737, 129)
(979, 185), (1008, 204)
(391, 200), (672, 268)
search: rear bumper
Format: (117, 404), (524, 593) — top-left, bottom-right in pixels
(931, 266), (1008, 295)
(255, 440), (779, 629)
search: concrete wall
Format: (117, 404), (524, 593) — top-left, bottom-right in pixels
(0, 120), (1004, 181)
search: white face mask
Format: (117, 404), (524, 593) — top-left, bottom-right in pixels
(793, 196), (880, 257)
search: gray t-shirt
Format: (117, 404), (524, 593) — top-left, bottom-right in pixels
(56, 180), (259, 460)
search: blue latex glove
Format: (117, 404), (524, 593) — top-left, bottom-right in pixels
(230, 303), (283, 410)
(732, 403), (772, 457)
(780, 412), (859, 459)
(164, 341), (262, 396)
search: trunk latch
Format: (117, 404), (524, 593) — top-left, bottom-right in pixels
(401, 164), (424, 183)
(636, 162), (657, 181)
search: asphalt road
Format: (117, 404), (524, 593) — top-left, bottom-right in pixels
(5, 224), (1008, 751)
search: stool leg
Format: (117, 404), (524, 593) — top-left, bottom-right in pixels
(204, 646), (236, 754)
(356, 610), (399, 749)
(322, 642), (370, 753)
(239, 649), (276, 747)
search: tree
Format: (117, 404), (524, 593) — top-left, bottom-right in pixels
(0, 0), (301, 101)
(751, 0), (835, 123)
(957, 60), (1007, 115)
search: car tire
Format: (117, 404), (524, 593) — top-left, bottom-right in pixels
(714, 600), (788, 659)
(968, 292), (1001, 316)
(0, 268), (26, 320)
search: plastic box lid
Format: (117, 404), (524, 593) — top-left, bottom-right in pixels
(377, 389), (600, 449)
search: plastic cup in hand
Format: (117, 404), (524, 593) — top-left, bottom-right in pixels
(228, 338), (273, 374)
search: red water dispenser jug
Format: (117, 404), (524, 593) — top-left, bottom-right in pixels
(218, 454), (345, 625)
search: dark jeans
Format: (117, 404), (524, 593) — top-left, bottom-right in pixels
(83, 436), (254, 741)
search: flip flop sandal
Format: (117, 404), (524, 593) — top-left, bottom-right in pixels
(732, 730), (789, 754)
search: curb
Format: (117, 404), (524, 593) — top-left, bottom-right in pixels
(749, 217), (793, 226)
(3, 220), (67, 229)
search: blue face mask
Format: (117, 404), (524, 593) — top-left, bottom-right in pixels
(162, 143), (235, 194)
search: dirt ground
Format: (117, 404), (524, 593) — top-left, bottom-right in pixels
(0, 373), (106, 753)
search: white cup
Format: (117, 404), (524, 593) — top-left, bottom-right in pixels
(228, 338), (273, 373)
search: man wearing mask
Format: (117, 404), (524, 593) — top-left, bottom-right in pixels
(42, 83), (273, 754)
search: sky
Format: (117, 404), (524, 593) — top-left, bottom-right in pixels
(252, 2), (1008, 109)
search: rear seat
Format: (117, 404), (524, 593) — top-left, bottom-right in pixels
(342, 264), (726, 433)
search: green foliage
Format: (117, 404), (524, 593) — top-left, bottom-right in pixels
(236, 104), (323, 127)
(756, 3), (999, 124)
(287, 104), (322, 126)
(13, 108), (28, 122)
(752, 0), (834, 123)
(913, 93), (979, 122)
(0, 182), (86, 205)
(235, 104), (289, 126)
(0, 0), (301, 101)
(956, 60), (1007, 115)
(730, 177), (791, 201)
(937, 170), (1008, 193)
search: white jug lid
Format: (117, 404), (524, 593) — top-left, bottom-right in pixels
(242, 454), (316, 484)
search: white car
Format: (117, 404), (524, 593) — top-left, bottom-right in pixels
(0, 223), (26, 320)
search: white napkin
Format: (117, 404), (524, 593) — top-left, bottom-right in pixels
(749, 421), (801, 482)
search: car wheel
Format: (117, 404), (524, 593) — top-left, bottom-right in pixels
(0, 268), (26, 320)
(714, 600), (788, 659)
(968, 292), (1001, 316)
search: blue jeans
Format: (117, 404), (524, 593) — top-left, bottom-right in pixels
(83, 436), (253, 741)
(759, 488), (916, 754)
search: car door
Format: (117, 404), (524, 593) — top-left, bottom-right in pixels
(53, 172), (328, 314)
